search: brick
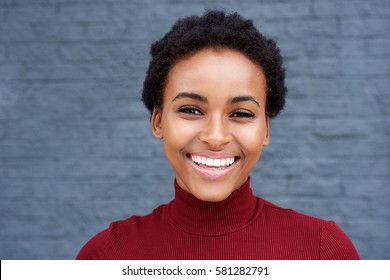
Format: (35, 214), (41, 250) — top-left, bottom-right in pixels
(286, 77), (340, 98)
(0, 82), (18, 120)
(303, 39), (340, 58)
(286, 58), (340, 78)
(0, 141), (85, 160)
(240, 0), (311, 20)
(265, 19), (339, 40)
(275, 197), (339, 219)
(341, 18), (390, 37)
(9, 44), (57, 63)
(0, 235), (78, 259)
(32, 22), (85, 43)
(58, 4), (109, 22)
(341, 57), (390, 77)
(0, 7), (5, 20)
(4, 6), (56, 22)
(347, 218), (390, 239)
(0, 45), (6, 61)
(249, 176), (288, 197)
(0, 199), (57, 225)
(59, 44), (105, 62)
(378, 93), (390, 115)
(313, 118), (381, 138)
(349, 239), (370, 259)
(12, 88), (84, 122)
(287, 176), (342, 196)
(0, 161), (5, 178)
(0, 64), (23, 81)
(277, 40), (302, 59)
(114, 2), (228, 35)
(369, 240), (390, 260)
(343, 179), (390, 198)
(5, 120), (57, 141)
(278, 38), (340, 58)
(367, 38), (390, 56)
(309, 90), (383, 118)
(314, 0), (390, 17)
(369, 198), (390, 218)
(339, 39), (366, 56)
(22, 63), (124, 81)
(57, 158), (134, 179)
(111, 120), (151, 140)
(267, 116), (312, 143)
(58, 43), (147, 66)
(5, 159), (59, 178)
(55, 156), (173, 181)
(335, 197), (373, 218)
(310, 137), (390, 157)
(259, 156), (317, 177)
(286, 92), (384, 117)
(89, 137), (159, 159)
(0, 22), (37, 43)
(261, 137), (312, 159)
(83, 95), (147, 121)
(1, 180), (36, 199)
(315, 158), (389, 177)
(0, 122), (5, 140)
(5, 119), (116, 142)
(85, 22), (129, 42)
(339, 78), (389, 96)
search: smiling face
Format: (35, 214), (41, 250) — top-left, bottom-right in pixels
(151, 48), (269, 202)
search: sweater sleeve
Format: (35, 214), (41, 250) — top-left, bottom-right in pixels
(319, 221), (360, 260)
(76, 229), (110, 260)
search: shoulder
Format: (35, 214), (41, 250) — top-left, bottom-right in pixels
(319, 221), (360, 259)
(260, 198), (326, 229)
(259, 198), (360, 259)
(76, 205), (166, 260)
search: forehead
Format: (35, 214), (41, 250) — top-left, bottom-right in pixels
(170, 47), (264, 77)
(163, 48), (266, 102)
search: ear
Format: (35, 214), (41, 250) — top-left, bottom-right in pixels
(263, 116), (270, 146)
(151, 108), (163, 139)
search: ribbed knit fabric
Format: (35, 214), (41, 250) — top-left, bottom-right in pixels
(76, 178), (360, 260)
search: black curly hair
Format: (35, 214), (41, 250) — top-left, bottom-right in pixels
(142, 10), (286, 118)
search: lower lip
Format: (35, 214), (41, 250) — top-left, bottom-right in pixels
(188, 158), (238, 180)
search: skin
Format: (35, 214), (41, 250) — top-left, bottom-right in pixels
(151, 48), (269, 202)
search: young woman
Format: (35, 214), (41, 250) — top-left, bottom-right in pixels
(77, 10), (359, 260)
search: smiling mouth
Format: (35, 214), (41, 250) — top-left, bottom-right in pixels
(188, 154), (239, 168)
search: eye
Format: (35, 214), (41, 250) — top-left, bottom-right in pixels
(178, 106), (203, 115)
(230, 110), (255, 118)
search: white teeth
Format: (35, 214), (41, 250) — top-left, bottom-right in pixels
(190, 155), (236, 167)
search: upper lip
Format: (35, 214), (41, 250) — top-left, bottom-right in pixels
(186, 152), (238, 159)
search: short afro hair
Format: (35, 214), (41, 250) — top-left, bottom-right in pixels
(142, 10), (286, 118)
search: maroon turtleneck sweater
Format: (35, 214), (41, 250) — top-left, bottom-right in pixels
(76, 179), (359, 259)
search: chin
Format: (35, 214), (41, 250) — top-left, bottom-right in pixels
(190, 185), (235, 202)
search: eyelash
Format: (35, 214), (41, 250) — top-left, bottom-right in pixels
(229, 110), (255, 118)
(178, 107), (255, 118)
(178, 106), (203, 115)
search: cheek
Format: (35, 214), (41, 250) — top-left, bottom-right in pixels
(234, 123), (266, 155)
(162, 117), (198, 150)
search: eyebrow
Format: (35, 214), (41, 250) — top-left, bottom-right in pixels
(229, 96), (260, 107)
(171, 92), (260, 107)
(172, 92), (208, 103)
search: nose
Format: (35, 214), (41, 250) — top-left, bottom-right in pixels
(198, 115), (232, 149)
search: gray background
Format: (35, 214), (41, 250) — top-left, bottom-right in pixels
(0, 0), (389, 260)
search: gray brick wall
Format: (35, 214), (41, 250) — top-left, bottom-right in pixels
(0, 0), (389, 259)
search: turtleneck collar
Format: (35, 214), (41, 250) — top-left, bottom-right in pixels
(167, 177), (263, 236)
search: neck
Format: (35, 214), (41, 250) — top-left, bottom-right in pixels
(167, 177), (262, 236)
